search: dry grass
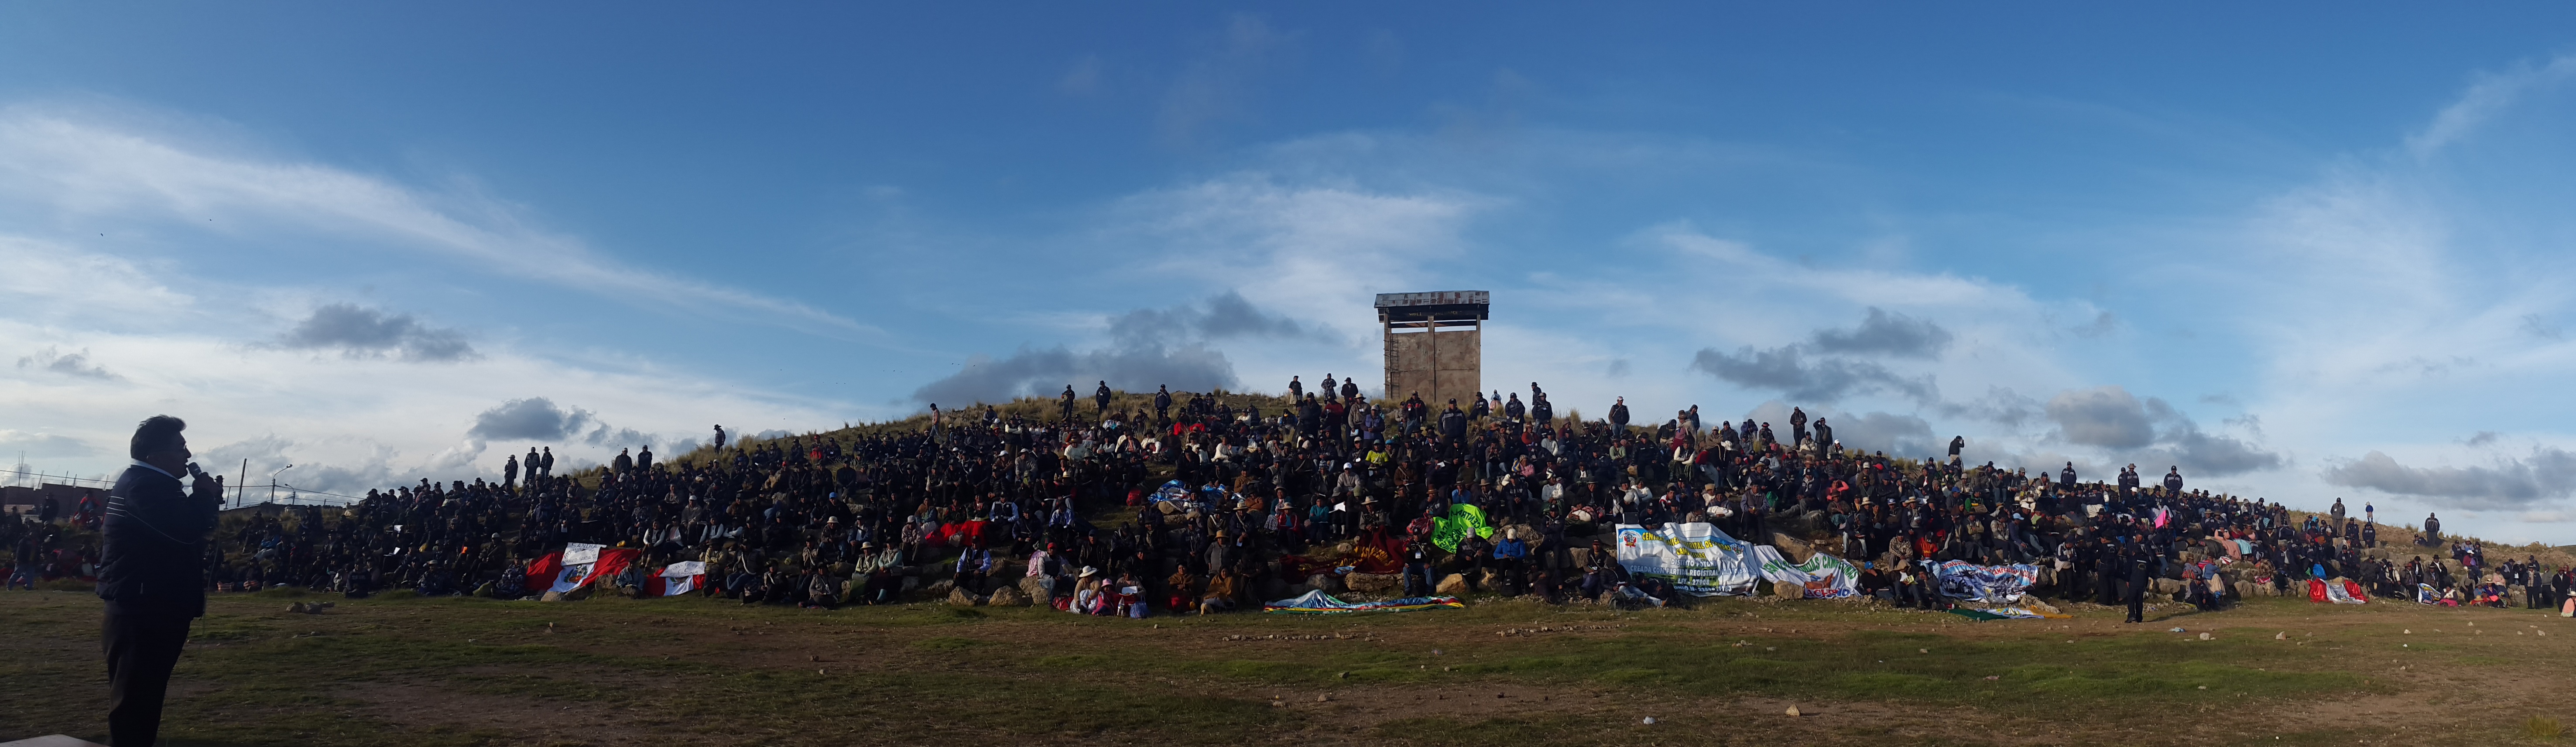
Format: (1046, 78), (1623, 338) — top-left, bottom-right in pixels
(5, 589), (2575, 746)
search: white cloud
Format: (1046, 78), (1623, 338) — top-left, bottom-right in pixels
(0, 105), (875, 339)
(2408, 54), (2576, 157)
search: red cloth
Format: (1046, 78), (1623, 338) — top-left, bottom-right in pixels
(526, 552), (562, 587)
(1349, 528), (1406, 574)
(2307, 578), (2329, 603)
(934, 520), (990, 548)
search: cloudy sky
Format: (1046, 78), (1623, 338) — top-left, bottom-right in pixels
(3, 5), (2575, 541)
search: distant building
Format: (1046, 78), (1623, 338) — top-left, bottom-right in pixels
(1, 482), (100, 517)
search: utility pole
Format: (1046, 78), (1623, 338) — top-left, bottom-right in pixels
(237, 459), (249, 510)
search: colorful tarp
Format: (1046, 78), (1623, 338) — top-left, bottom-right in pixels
(1613, 522), (1761, 596)
(1930, 560), (2040, 603)
(1949, 606), (2070, 621)
(1262, 590), (1464, 614)
(1429, 504), (1496, 552)
(1749, 545), (1861, 599)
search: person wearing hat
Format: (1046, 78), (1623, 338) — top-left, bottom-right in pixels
(1199, 567), (1240, 615)
(1071, 566), (1103, 614)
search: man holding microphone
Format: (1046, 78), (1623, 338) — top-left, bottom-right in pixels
(98, 415), (221, 746)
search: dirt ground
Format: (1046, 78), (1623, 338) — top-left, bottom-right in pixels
(3, 590), (2571, 747)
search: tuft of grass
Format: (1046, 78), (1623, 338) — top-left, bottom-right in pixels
(2531, 716), (2566, 740)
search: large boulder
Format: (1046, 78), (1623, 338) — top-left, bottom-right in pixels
(1306, 573), (1345, 594)
(946, 588), (984, 607)
(1434, 573), (1470, 596)
(987, 585), (1031, 607)
(1018, 574), (1053, 601)
(1346, 573), (1402, 593)
(2150, 578), (2182, 595)
(1769, 533), (1814, 563)
(925, 579), (955, 598)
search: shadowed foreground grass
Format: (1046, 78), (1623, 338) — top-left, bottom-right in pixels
(0, 590), (2568, 746)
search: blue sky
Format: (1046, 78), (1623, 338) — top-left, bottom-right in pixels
(5, 4), (2576, 541)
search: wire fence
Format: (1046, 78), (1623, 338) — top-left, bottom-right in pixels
(2, 467), (362, 510)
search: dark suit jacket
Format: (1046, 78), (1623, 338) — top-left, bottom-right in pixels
(98, 464), (216, 617)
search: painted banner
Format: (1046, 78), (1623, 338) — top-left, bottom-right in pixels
(1750, 545), (1861, 599)
(1930, 560), (2040, 603)
(1613, 522), (1760, 596)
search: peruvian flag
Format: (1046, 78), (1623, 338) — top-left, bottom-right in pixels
(524, 543), (642, 596)
(649, 561), (708, 597)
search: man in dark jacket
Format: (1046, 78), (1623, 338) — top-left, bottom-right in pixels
(1438, 402), (1469, 451)
(99, 415), (221, 747)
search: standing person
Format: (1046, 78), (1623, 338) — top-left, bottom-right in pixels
(2122, 540), (2150, 624)
(1287, 376), (1302, 400)
(1788, 407), (1807, 447)
(713, 425), (727, 451)
(539, 447), (555, 478)
(1059, 385), (1078, 422)
(1154, 385), (1173, 421)
(99, 415), (222, 747)
(502, 454), (520, 490)
(1609, 397), (1631, 431)
(1094, 380), (1113, 418)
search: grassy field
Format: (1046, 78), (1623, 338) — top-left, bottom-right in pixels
(2, 589), (2570, 747)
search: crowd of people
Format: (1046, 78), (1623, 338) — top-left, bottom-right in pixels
(7, 379), (2572, 619)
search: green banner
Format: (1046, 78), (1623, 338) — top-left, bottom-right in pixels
(1430, 503), (1496, 552)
